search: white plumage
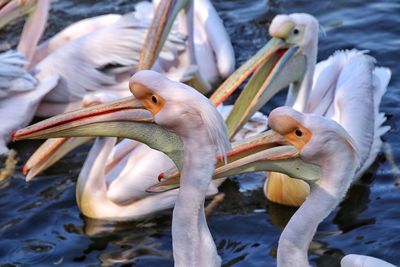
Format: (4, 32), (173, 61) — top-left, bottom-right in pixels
(308, 50), (391, 177)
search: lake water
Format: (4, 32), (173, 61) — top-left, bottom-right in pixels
(1, 0), (399, 266)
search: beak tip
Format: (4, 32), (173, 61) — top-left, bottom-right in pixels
(10, 131), (16, 142)
(25, 171), (35, 182)
(10, 130), (22, 141)
(22, 165), (28, 175)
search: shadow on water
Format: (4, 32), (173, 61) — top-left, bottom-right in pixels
(1, 0), (400, 266)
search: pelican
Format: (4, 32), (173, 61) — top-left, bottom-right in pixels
(154, 106), (395, 267)
(125, 71), (232, 266)
(0, 0), (235, 154)
(210, 13), (390, 206)
(268, 106), (395, 267)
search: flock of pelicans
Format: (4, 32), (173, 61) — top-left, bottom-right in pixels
(0, 0), (396, 266)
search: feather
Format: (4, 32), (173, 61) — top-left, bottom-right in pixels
(37, 11), (186, 103)
(0, 50), (37, 97)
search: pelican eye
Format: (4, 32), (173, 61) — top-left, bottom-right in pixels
(295, 128), (303, 137)
(293, 28), (300, 35)
(151, 95), (158, 104)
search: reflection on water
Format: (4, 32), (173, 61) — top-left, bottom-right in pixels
(1, 0), (400, 266)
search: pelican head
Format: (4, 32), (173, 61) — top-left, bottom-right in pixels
(129, 70), (231, 160)
(213, 13), (320, 137)
(268, 106), (359, 169)
(269, 13), (318, 56)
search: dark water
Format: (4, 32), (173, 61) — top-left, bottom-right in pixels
(1, 0), (400, 266)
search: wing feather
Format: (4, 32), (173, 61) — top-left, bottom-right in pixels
(0, 50), (37, 98)
(37, 10), (185, 103)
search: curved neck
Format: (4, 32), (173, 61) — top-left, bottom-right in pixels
(172, 134), (220, 267)
(286, 37), (318, 112)
(76, 137), (116, 216)
(17, 0), (50, 69)
(277, 147), (357, 267)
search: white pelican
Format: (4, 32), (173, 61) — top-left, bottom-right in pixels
(268, 106), (395, 267)
(210, 13), (390, 206)
(0, 0), (235, 154)
(151, 105), (395, 266)
(127, 70), (231, 266)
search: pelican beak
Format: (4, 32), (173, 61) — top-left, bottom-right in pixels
(147, 130), (321, 192)
(23, 137), (92, 181)
(138, 0), (211, 93)
(0, 0), (36, 30)
(225, 46), (306, 138)
(138, 0), (190, 70)
(209, 37), (287, 107)
(209, 35), (307, 139)
(12, 96), (185, 171)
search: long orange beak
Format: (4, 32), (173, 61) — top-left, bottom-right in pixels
(23, 137), (92, 181)
(147, 130), (321, 193)
(12, 96), (187, 172)
(138, 0), (191, 70)
(12, 96), (152, 141)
